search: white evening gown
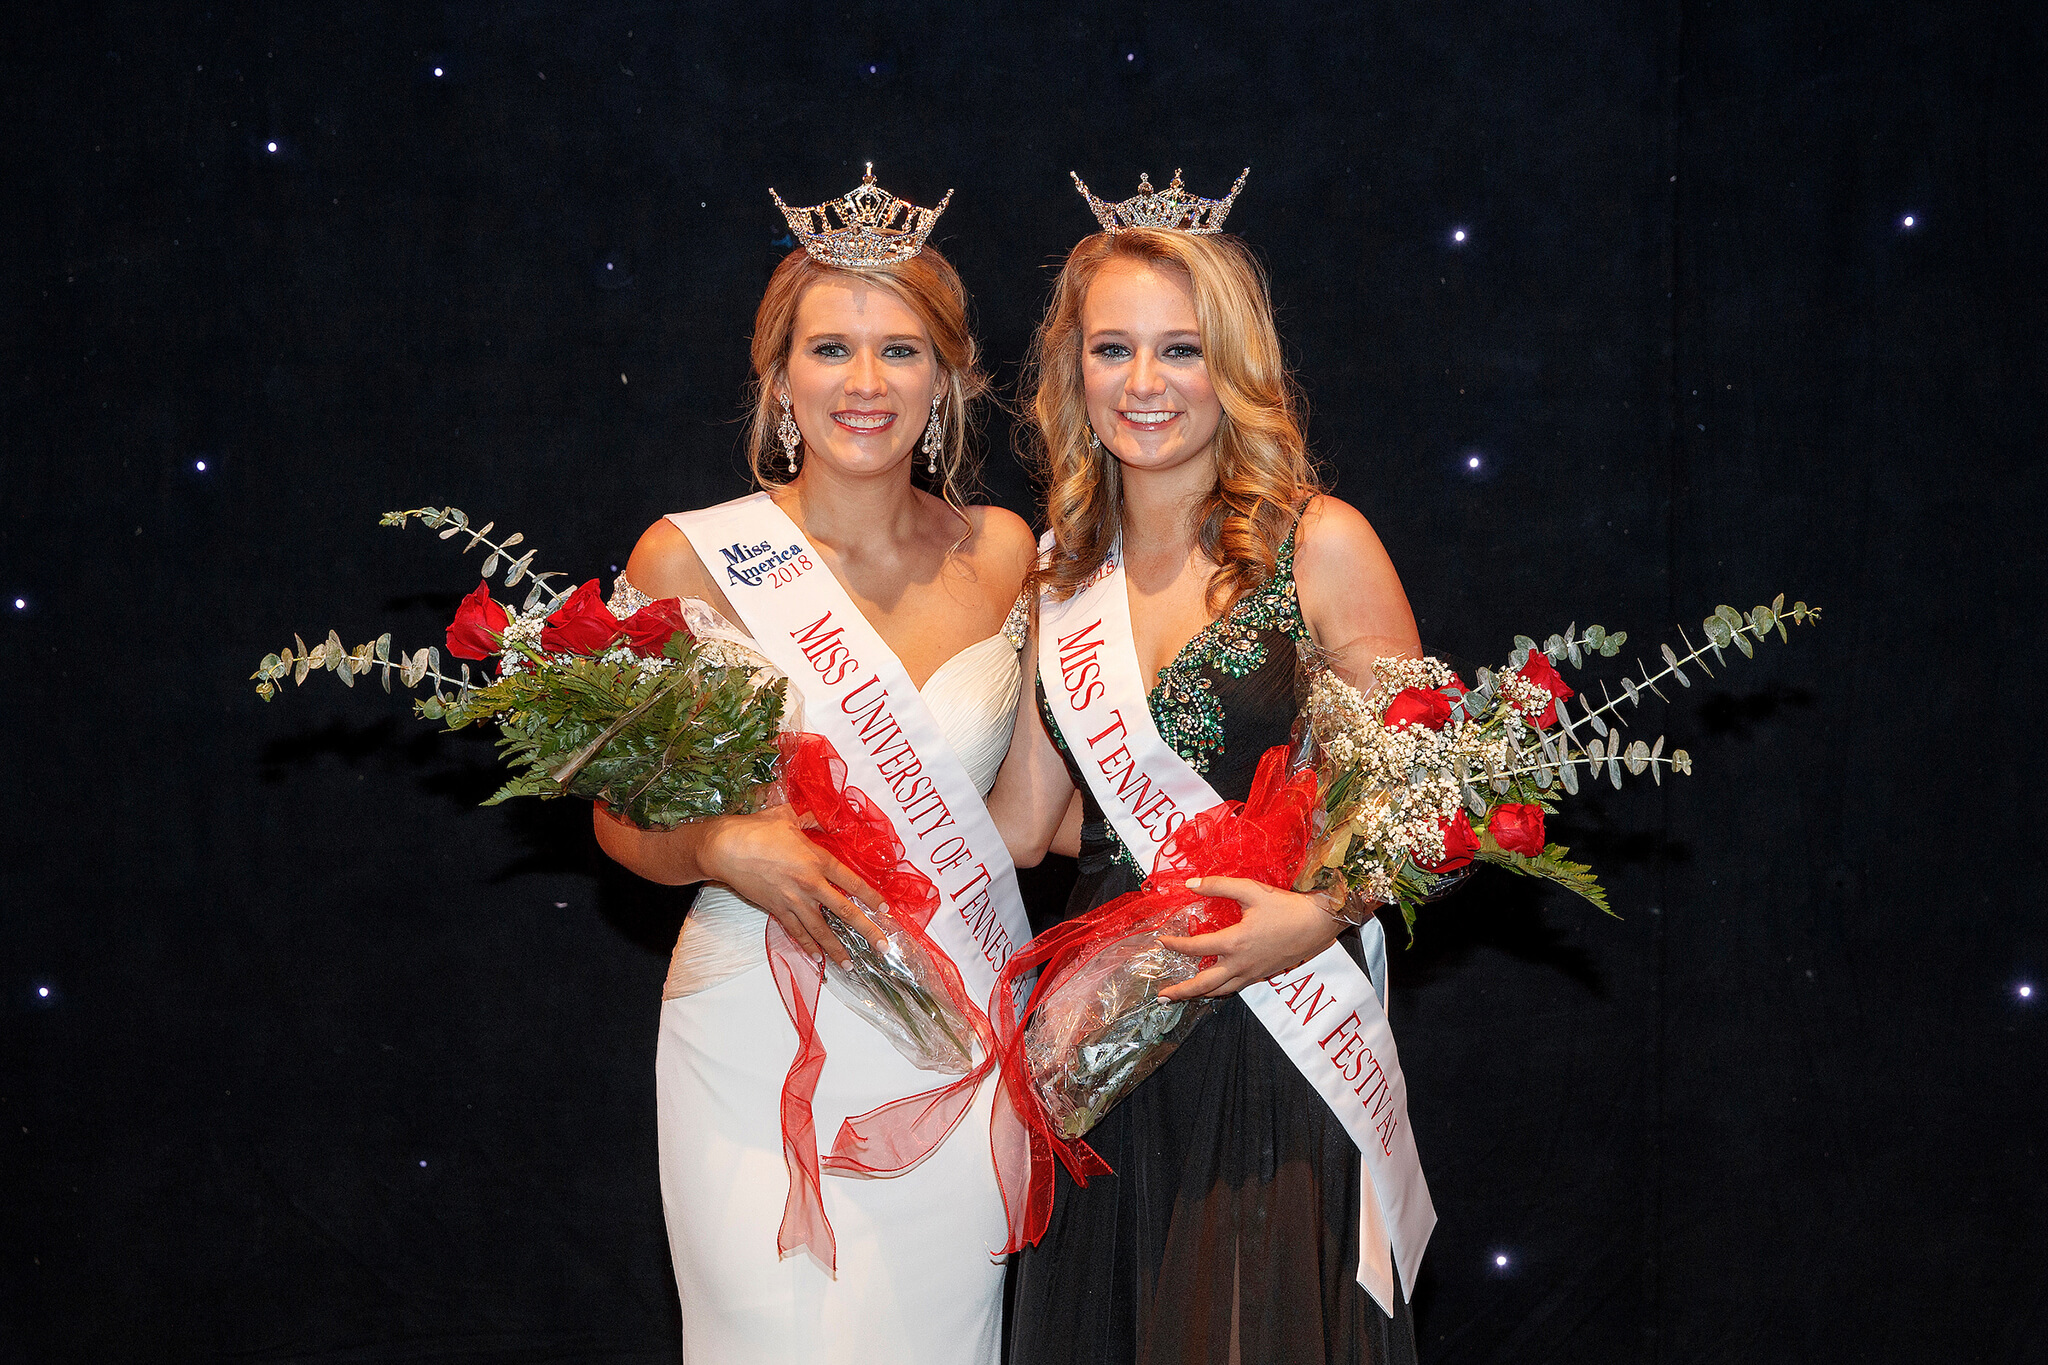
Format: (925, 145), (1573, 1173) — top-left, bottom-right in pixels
(614, 578), (1024, 1365)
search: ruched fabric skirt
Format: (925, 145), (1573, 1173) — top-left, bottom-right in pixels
(656, 960), (1007, 1365)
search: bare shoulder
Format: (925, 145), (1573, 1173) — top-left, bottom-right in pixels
(623, 516), (724, 608)
(958, 503), (1038, 587)
(1292, 494), (1398, 589)
(1290, 494), (1417, 658)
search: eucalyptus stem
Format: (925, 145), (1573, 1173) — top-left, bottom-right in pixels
(1493, 752), (1682, 783)
(382, 505), (575, 613)
(1548, 610), (1814, 735)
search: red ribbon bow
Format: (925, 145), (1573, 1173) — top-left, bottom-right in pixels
(766, 732), (1000, 1271)
(989, 743), (1318, 1254)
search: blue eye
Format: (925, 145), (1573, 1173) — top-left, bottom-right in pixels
(882, 343), (919, 360)
(813, 342), (849, 358)
(1164, 343), (1203, 359)
(1091, 343), (1131, 360)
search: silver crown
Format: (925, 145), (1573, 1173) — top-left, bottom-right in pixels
(1070, 167), (1250, 234)
(769, 163), (952, 266)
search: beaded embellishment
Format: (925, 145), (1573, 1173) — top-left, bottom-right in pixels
(607, 575), (654, 619)
(1145, 532), (1309, 773)
(1041, 527), (1311, 873)
(1001, 590), (1031, 652)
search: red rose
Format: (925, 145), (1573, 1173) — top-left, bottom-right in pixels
(1382, 686), (1453, 731)
(621, 597), (691, 657)
(1417, 810), (1478, 872)
(1487, 802), (1546, 857)
(445, 580), (510, 661)
(540, 579), (623, 655)
(1517, 651), (1576, 728)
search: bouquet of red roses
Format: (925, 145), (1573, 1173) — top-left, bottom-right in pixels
(251, 505), (978, 1079)
(1006, 596), (1821, 1144)
(253, 506), (787, 827)
(1294, 598), (1817, 933)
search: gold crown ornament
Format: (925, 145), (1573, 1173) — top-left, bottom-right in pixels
(1070, 166), (1251, 234)
(769, 163), (952, 266)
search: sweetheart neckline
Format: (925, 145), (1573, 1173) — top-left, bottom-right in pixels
(913, 630), (1012, 697)
(653, 590), (1013, 698)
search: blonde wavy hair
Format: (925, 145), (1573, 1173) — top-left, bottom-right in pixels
(1023, 228), (1319, 613)
(745, 246), (988, 519)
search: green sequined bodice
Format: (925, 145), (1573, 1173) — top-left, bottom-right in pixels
(1040, 526), (1312, 874)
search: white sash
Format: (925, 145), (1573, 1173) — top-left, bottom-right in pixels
(669, 494), (1030, 1008)
(1036, 540), (1434, 1311)
(1034, 536), (1218, 873)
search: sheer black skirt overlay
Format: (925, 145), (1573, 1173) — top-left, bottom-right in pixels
(1010, 864), (1418, 1364)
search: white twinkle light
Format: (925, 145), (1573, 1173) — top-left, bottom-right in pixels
(2022, 984), (2035, 999)
(1467, 455), (1481, 469)
(12, 598), (23, 609)
(433, 67), (444, 77)
(195, 459), (207, 471)
(419, 1159), (428, 1167)
(37, 986), (50, 998)
(1495, 1254), (1509, 1267)
(267, 141), (278, 153)
(1453, 228), (1467, 243)
(1902, 215), (1915, 228)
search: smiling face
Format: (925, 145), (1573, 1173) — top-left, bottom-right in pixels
(1078, 256), (1224, 478)
(780, 277), (942, 479)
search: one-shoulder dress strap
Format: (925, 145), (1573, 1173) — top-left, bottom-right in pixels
(607, 574), (655, 619)
(1001, 589), (1031, 652)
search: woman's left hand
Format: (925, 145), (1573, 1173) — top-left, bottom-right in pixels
(1156, 876), (1346, 1000)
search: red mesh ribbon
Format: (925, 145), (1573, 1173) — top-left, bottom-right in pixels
(991, 743), (1319, 1254)
(765, 731), (998, 1271)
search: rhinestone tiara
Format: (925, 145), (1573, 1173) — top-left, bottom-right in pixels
(769, 163), (952, 267)
(1070, 167), (1251, 235)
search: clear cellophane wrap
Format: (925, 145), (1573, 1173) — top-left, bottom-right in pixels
(991, 743), (1318, 1252)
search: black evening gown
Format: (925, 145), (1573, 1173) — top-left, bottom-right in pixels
(1011, 533), (1420, 1365)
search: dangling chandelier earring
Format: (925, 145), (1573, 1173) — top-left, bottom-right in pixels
(922, 393), (944, 476)
(1086, 424), (1102, 451)
(777, 393), (800, 473)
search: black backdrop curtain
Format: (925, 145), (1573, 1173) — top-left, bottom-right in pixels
(5, 3), (2042, 1361)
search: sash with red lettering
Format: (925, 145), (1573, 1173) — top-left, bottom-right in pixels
(1034, 536), (1218, 873)
(669, 494), (1033, 1268)
(1028, 538), (1434, 1311)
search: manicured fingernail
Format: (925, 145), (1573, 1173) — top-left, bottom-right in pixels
(1185, 878), (1202, 889)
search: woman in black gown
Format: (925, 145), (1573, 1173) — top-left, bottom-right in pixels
(988, 186), (1425, 1363)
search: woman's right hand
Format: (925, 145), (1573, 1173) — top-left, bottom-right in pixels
(695, 804), (886, 965)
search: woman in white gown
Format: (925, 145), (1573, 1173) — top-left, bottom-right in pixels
(593, 170), (1037, 1363)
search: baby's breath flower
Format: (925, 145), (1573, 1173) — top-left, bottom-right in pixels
(1498, 669), (1551, 721)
